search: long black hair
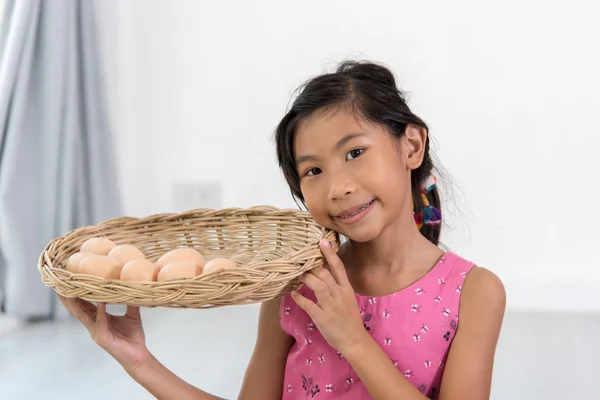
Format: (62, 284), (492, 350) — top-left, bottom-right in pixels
(273, 60), (442, 245)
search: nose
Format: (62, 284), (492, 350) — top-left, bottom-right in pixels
(328, 171), (357, 201)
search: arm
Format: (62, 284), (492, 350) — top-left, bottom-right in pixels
(125, 298), (293, 400)
(291, 241), (506, 399)
(292, 240), (430, 400)
(343, 336), (429, 399)
(238, 297), (295, 399)
(438, 267), (506, 399)
(344, 267), (505, 400)
(126, 355), (225, 400)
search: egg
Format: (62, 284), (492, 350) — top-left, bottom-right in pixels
(79, 255), (122, 279)
(109, 244), (146, 266)
(201, 257), (238, 275)
(80, 237), (116, 255)
(156, 261), (201, 282)
(156, 248), (205, 271)
(65, 252), (94, 273)
(120, 259), (158, 282)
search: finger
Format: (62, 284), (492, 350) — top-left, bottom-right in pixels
(56, 294), (69, 310)
(57, 294), (76, 314)
(57, 294), (96, 317)
(126, 305), (141, 320)
(300, 271), (332, 303)
(67, 297), (96, 331)
(319, 239), (351, 287)
(308, 267), (339, 295)
(291, 290), (324, 322)
(96, 302), (109, 336)
(76, 298), (98, 315)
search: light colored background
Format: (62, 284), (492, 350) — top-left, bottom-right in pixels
(2, 0), (599, 399)
(100, 0), (600, 311)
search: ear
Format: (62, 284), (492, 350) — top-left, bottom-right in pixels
(403, 125), (427, 169)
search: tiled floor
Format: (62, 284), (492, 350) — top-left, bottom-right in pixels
(1, 306), (598, 399)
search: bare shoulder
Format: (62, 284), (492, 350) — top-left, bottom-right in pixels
(461, 266), (506, 313)
(455, 266), (506, 346)
(438, 266), (506, 398)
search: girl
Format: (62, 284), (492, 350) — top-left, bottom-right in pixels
(59, 60), (505, 399)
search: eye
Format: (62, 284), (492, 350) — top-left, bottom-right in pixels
(306, 167), (322, 176)
(346, 148), (364, 161)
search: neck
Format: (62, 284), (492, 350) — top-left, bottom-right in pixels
(343, 212), (442, 275)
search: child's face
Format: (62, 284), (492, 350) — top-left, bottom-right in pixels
(294, 109), (424, 242)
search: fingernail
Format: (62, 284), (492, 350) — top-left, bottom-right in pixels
(320, 239), (331, 248)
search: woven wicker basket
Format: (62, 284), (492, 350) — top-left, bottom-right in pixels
(38, 206), (339, 309)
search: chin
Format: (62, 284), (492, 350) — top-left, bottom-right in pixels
(334, 225), (382, 243)
(312, 218), (374, 243)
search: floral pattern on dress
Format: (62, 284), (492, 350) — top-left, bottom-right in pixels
(280, 252), (476, 399)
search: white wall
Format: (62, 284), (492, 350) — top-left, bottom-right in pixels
(96, 0), (600, 311)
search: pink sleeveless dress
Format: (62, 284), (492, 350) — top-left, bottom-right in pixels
(279, 251), (476, 399)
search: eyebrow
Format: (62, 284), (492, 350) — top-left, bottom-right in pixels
(295, 132), (367, 165)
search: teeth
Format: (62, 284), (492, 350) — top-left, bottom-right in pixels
(340, 201), (372, 219)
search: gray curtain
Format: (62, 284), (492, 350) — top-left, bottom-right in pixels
(0, 0), (122, 318)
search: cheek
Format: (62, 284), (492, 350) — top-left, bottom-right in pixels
(365, 157), (409, 201)
(301, 182), (330, 222)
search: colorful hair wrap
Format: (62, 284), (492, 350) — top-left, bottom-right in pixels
(414, 175), (442, 228)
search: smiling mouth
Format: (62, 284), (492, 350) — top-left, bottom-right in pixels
(336, 200), (375, 219)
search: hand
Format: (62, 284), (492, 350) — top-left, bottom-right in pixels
(291, 239), (369, 355)
(57, 295), (151, 372)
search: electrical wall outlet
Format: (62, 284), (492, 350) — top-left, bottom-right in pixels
(172, 181), (223, 211)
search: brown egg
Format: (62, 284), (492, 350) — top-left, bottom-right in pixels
(109, 244), (146, 266)
(120, 260), (158, 282)
(80, 237), (116, 256)
(80, 255), (122, 279)
(201, 258), (238, 275)
(65, 252), (94, 273)
(157, 261), (201, 282)
(156, 248), (205, 271)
